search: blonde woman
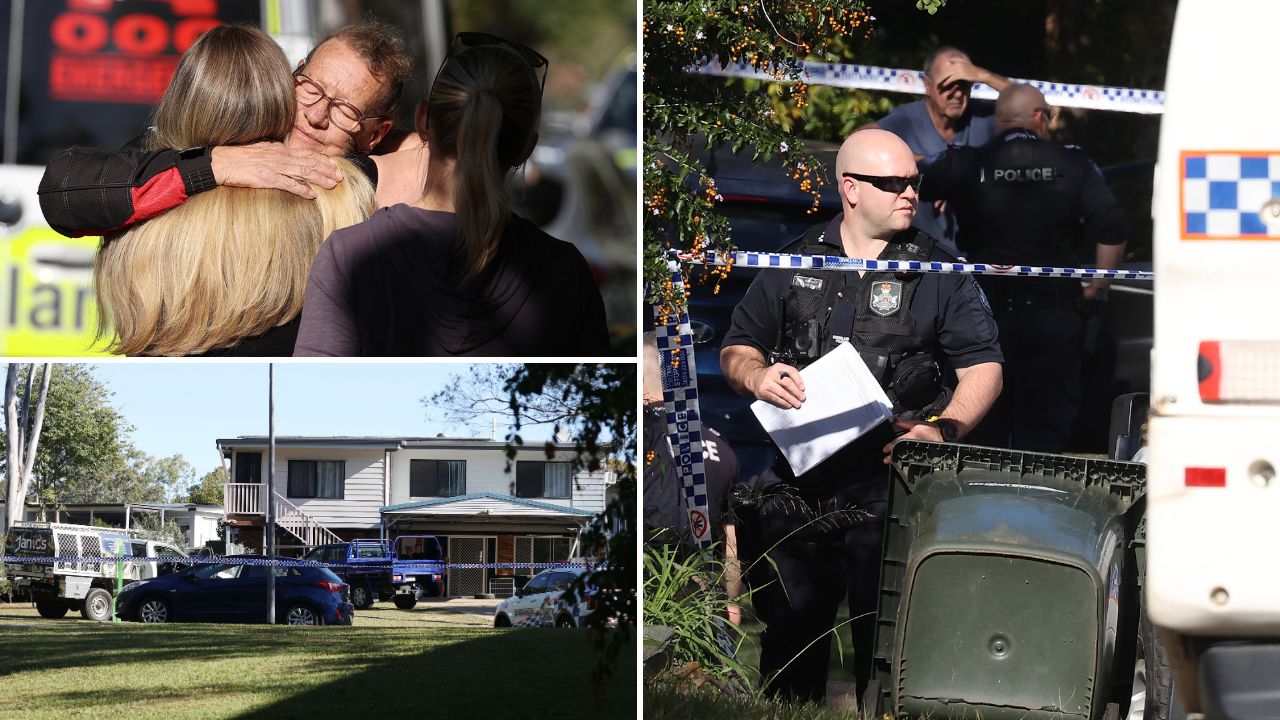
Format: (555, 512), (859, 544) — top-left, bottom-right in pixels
(294, 33), (610, 357)
(94, 25), (374, 356)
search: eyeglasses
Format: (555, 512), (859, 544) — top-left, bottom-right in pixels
(293, 71), (387, 133)
(431, 32), (549, 100)
(842, 172), (923, 195)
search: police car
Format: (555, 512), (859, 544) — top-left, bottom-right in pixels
(493, 567), (598, 629)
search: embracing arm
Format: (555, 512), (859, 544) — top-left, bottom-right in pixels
(39, 141), (341, 237)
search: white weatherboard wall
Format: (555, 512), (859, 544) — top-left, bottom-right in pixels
(389, 447), (609, 513)
(269, 448), (386, 529)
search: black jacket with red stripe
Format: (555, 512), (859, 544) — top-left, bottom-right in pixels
(37, 139), (377, 237)
(38, 138), (216, 238)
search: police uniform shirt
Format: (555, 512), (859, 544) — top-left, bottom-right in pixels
(877, 100), (997, 250)
(642, 412), (739, 547)
(722, 213), (1003, 372)
(920, 128), (1127, 265)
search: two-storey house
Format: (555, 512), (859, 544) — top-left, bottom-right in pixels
(216, 435), (611, 596)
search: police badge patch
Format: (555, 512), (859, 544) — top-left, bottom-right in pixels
(870, 280), (902, 316)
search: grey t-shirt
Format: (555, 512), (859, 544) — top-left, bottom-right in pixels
(877, 100), (996, 252)
(294, 205), (611, 357)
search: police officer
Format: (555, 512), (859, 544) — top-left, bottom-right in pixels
(642, 331), (743, 624)
(920, 83), (1127, 453)
(721, 129), (1003, 704)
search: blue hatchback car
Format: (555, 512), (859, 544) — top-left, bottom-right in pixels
(117, 555), (354, 626)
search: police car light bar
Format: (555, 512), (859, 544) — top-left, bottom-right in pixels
(1198, 340), (1280, 403)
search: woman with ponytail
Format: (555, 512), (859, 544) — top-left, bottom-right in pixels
(294, 33), (610, 357)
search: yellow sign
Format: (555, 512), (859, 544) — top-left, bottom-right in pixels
(0, 227), (114, 356)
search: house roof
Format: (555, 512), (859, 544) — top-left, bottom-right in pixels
(216, 436), (584, 452)
(381, 493), (596, 517)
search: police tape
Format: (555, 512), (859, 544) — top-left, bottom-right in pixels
(687, 250), (1154, 281)
(654, 251), (713, 549)
(0, 555), (591, 571)
(692, 57), (1166, 115)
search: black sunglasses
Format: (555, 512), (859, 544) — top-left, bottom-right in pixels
(431, 32), (549, 99)
(842, 172), (923, 195)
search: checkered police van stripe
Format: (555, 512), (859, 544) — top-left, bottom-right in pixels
(696, 250), (1154, 281)
(655, 250), (712, 549)
(1181, 152), (1280, 239)
(692, 58), (1165, 115)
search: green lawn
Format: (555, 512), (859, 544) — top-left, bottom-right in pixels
(0, 604), (635, 719)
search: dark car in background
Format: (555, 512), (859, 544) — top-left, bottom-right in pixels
(682, 139), (842, 481)
(117, 556), (353, 626)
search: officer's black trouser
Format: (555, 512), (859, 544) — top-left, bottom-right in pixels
(739, 425), (892, 704)
(969, 304), (1083, 453)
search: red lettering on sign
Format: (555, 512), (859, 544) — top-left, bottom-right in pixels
(51, 13), (109, 53)
(173, 18), (222, 53)
(689, 509), (709, 539)
(50, 54), (179, 104)
(67, 0), (113, 12)
(113, 14), (169, 55)
(169, 0), (219, 16)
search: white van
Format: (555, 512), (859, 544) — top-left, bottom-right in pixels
(1145, 0), (1280, 715)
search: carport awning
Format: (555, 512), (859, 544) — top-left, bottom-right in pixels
(380, 493), (595, 525)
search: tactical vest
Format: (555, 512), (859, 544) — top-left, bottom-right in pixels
(772, 226), (946, 416)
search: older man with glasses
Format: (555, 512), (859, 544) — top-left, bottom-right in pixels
(866, 47), (1011, 254)
(918, 83), (1127, 454)
(720, 128), (1002, 706)
(39, 21), (416, 238)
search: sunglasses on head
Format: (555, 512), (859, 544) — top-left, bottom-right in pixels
(432, 32), (549, 97)
(842, 172), (923, 195)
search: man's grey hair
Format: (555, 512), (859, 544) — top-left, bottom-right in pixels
(923, 45), (967, 78)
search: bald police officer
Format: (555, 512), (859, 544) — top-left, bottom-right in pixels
(721, 129), (1003, 704)
(921, 83), (1127, 453)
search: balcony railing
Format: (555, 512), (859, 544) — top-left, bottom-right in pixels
(224, 483), (263, 516)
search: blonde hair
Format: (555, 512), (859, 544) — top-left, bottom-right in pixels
(95, 162), (373, 356)
(425, 44), (542, 278)
(95, 24), (374, 355)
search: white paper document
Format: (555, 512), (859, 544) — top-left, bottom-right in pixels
(750, 342), (893, 476)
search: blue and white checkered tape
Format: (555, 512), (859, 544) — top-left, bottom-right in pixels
(1, 555), (590, 571)
(695, 250), (1153, 280)
(654, 250), (712, 549)
(1181, 151), (1280, 239)
(692, 58), (1166, 115)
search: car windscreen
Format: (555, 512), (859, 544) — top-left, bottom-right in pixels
(353, 545), (385, 558)
(396, 538), (442, 560)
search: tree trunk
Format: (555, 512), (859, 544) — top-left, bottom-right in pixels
(4, 365), (24, 532)
(3, 364), (51, 532)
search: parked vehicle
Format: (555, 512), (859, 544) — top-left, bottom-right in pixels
(1145, 1), (1280, 717)
(116, 556), (353, 626)
(493, 567), (604, 629)
(389, 535), (446, 610)
(300, 539), (393, 610)
(3, 522), (189, 622)
(861, 440), (1153, 719)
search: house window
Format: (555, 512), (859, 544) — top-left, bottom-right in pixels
(409, 460), (466, 497)
(515, 461), (572, 499)
(287, 460), (345, 499)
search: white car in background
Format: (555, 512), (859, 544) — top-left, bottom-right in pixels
(493, 567), (593, 629)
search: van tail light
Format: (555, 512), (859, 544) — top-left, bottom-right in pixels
(1185, 467), (1227, 488)
(1198, 340), (1280, 403)
(314, 581), (344, 593)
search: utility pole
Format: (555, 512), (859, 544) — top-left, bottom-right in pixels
(266, 364), (276, 624)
